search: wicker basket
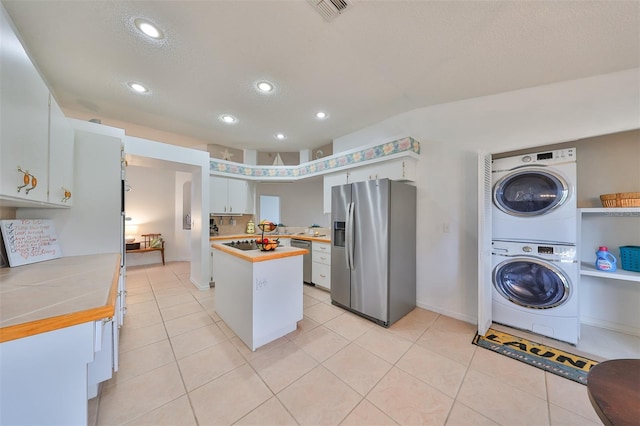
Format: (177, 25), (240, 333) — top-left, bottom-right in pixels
(619, 246), (640, 272)
(600, 192), (640, 208)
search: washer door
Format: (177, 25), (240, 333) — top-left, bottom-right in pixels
(493, 258), (570, 309)
(493, 168), (569, 216)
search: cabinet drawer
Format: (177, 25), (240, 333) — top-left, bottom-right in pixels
(312, 250), (331, 265)
(312, 242), (331, 255)
(312, 262), (331, 290)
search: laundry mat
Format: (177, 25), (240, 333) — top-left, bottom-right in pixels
(472, 328), (599, 385)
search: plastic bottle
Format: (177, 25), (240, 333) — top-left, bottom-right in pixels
(595, 246), (617, 272)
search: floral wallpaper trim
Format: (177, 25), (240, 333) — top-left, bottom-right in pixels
(210, 137), (420, 178)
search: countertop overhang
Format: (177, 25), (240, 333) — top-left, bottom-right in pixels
(0, 253), (121, 343)
(211, 243), (308, 263)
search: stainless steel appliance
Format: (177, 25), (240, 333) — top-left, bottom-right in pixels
(291, 238), (312, 283)
(331, 178), (416, 327)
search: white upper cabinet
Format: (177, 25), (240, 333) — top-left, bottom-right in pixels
(48, 95), (74, 206)
(323, 157), (417, 213)
(210, 176), (254, 215)
(349, 158), (416, 184)
(210, 176), (228, 214)
(1, 8), (50, 204)
(227, 178), (252, 214)
(0, 7), (74, 207)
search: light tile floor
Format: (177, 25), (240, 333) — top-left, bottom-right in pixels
(89, 262), (639, 425)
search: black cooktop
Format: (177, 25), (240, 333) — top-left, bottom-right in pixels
(222, 240), (258, 251)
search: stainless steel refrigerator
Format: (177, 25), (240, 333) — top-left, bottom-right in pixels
(331, 178), (416, 327)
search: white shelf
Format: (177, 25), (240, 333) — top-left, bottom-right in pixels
(580, 262), (640, 282)
(579, 207), (640, 216)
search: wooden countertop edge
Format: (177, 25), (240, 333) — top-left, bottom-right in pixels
(0, 255), (121, 344)
(212, 243), (309, 263)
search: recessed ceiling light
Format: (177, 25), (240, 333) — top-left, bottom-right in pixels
(220, 114), (237, 124)
(256, 81), (274, 93)
(316, 111), (327, 119)
(134, 18), (164, 39)
(275, 133), (286, 140)
(127, 82), (149, 93)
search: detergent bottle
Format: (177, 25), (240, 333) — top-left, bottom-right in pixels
(595, 246), (617, 272)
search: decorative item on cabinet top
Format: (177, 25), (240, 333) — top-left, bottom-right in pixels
(209, 137), (420, 178)
(600, 192), (640, 208)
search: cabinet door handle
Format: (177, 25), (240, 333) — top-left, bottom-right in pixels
(61, 187), (72, 202)
(17, 167), (31, 193)
(320, 274), (326, 278)
(25, 175), (38, 194)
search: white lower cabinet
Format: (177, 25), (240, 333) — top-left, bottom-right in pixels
(312, 242), (331, 290)
(210, 249), (215, 284)
(210, 238), (236, 284)
(0, 322), (95, 425)
(87, 319), (116, 399)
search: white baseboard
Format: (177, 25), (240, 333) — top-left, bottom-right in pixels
(580, 316), (640, 337)
(190, 276), (209, 291)
(416, 300), (477, 326)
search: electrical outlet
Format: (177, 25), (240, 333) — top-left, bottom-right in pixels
(443, 222), (451, 233)
(256, 279), (267, 290)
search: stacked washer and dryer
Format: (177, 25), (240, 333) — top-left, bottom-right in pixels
(491, 148), (579, 344)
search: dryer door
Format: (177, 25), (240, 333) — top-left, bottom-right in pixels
(493, 258), (570, 309)
(493, 168), (569, 216)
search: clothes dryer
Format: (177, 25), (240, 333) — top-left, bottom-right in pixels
(492, 240), (579, 344)
(492, 148), (576, 244)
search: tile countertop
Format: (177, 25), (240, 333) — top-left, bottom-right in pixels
(0, 253), (121, 343)
(210, 234), (331, 244)
(211, 243), (309, 263)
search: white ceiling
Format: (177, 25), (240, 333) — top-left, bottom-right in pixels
(3, 0), (639, 152)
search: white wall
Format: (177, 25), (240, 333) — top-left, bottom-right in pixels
(174, 172), (192, 259)
(333, 69), (640, 324)
(256, 178), (326, 228)
(125, 166), (184, 266)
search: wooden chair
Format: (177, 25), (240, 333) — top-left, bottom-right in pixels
(126, 233), (165, 265)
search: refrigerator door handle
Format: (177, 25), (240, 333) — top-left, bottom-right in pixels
(346, 202), (355, 270)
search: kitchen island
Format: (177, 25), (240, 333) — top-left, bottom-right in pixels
(212, 243), (308, 351)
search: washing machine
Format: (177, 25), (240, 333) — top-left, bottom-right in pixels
(492, 147), (577, 244)
(492, 240), (579, 344)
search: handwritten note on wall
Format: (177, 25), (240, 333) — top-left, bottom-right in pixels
(0, 219), (62, 267)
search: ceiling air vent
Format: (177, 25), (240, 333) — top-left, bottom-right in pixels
(308, 0), (353, 22)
